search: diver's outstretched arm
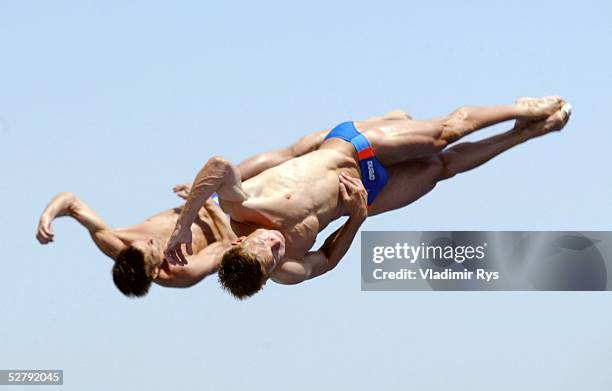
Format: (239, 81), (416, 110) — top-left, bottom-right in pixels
(36, 192), (124, 259)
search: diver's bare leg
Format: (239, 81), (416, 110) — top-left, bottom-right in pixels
(360, 96), (564, 166)
(237, 130), (328, 180)
(437, 107), (570, 180)
(237, 111), (415, 179)
(367, 107), (570, 216)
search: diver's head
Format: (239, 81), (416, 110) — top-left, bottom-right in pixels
(218, 229), (286, 299)
(112, 237), (164, 297)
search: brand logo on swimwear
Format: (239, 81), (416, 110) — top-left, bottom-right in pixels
(366, 160), (376, 180)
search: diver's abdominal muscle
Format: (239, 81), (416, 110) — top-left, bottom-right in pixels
(251, 149), (357, 196)
(242, 149), (358, 225)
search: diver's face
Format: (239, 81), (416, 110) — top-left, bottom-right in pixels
(132, 237), (164, 267)
(235, 229), (286, 271)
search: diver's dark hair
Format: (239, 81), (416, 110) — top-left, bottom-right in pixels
(218, 246), (267, 300)
(112, 246), (153, 297)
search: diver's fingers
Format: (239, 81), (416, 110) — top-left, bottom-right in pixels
(340, 172), (360, 187)
(346, 175), (363, 188)
(36, 231), (51, 244)
(176, 248), (189, 266)
(165, 248), (180, 265)
(339, 182), (349, 202)
(339, 174), (359, 192)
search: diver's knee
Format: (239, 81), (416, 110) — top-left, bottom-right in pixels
(442, 107), (474, 140)
(419, 156), (445, 181)
(438, 151), (460, 180)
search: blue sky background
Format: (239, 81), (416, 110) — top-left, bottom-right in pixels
(1, 1), (611, 390)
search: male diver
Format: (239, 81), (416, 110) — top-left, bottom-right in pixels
(163, 97), (572, 299)
(36, 186), (235, 296)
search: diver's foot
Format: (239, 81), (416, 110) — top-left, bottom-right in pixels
(523, 103), (572, 136)
(513, 96), (565, 130)
(515, 96), (565, 120)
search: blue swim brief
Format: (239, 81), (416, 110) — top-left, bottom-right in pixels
(324, 121), (389, 205)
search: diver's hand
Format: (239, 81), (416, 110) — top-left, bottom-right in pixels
(36, 192), (76, 244)
(339, 172), (368, 221)
(36, 213), (55, 244)
(164, 225), (193, 266)
(173, 183), (192, 200)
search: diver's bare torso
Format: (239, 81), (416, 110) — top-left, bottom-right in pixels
(221, 138), (360, 259)
(114, 201), (229, 255)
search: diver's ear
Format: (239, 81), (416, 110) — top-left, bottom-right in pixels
(270, 241), (282, 268)
(151, 266), (161, 279)
(231, 236), (247, 245)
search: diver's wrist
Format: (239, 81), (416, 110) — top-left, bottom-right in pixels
(348, 212), (366, 225)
